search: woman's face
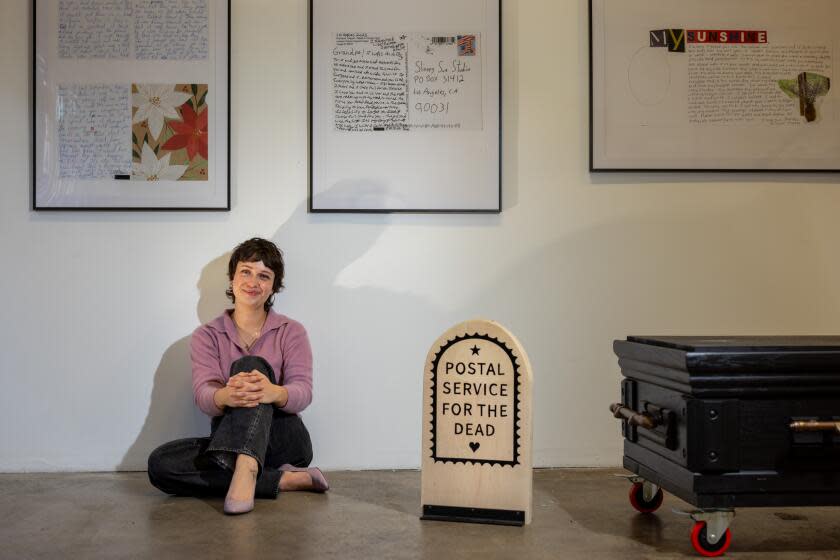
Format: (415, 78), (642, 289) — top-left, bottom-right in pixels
(231, 260), (275, 310)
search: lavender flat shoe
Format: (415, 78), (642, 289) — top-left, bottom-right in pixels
(279, 464), (330, 492)
(223, 496), (255, 515)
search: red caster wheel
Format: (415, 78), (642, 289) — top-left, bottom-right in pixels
(628, 481), (663, 513)
(690, 521), (732, 557)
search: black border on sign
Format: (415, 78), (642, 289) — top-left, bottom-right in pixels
(308, 0), (503, 213)
(32, 0), (232, 211)
(428, 333), (521, 467)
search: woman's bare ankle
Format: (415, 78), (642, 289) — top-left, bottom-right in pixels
(235, 454), (259, 474)
(226, 454), (259, 502)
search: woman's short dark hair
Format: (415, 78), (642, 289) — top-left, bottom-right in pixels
(226, 238), (285, 311)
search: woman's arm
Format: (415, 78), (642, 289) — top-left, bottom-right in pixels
(277, 321), (313, 414)
(190, 327), (227, 416)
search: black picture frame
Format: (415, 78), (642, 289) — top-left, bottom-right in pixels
(309, 0), (502, 213)
(33, 0), (231, 211)
(589, 0), (840, 173)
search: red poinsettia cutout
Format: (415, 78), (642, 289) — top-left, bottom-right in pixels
(162, 102), (208, 161)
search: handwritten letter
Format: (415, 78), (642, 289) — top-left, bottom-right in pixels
(688, 45), (832, 125)
(59, 0), (132, 59)
(333, 33), (409, 131)
(58, 85), (132, 179)
(134, 0), (209, 60)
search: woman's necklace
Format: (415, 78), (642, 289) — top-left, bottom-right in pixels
(233, 312), (267, 352)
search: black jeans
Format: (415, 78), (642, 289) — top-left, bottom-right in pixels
(147, 356), (313, 499)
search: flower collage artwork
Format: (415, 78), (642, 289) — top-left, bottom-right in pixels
(131, 84), (209, 181)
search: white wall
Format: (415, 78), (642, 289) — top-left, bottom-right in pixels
(3, 0), (840, 472)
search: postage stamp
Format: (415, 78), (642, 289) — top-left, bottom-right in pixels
(457, 34), (476, 56)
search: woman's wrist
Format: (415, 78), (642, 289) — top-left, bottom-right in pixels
(272, 385), (289, 408)
(213, 386), (230, 409)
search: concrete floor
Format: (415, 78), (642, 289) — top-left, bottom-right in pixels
(2, 469), (840, 559)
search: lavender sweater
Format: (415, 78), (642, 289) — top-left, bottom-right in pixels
(190, 310), (313, 417)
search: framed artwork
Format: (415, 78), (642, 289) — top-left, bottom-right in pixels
(33, 0), (230, 210)
(590, 0), (840, 172)
(310, 0), (501, 212)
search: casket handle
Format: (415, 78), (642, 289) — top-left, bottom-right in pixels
(610, 403), (657, 430)
(789, 420), (840, 434)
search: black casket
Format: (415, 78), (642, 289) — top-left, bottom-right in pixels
(614, 335), (840, 508)
(612, 336), (840, 555)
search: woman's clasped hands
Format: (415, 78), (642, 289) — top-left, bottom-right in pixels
(224, 370), (286, 408)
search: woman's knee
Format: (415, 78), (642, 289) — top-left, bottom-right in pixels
(147, 444), (172, 492)
(230, 355), (276, 384)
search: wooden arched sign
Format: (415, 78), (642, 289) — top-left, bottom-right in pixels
(421, 319), (533, 525)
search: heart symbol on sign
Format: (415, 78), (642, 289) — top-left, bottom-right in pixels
(469, 442), (480, 452)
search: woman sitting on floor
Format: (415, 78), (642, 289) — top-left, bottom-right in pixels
(148, 237), (328, 515)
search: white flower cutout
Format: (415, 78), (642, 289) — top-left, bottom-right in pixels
(132, 143), (188, 181)
(132, 84), (192, 140)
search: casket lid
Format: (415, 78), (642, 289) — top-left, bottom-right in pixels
(627, 336), (840, 353)
(614, 336), (840, 396)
